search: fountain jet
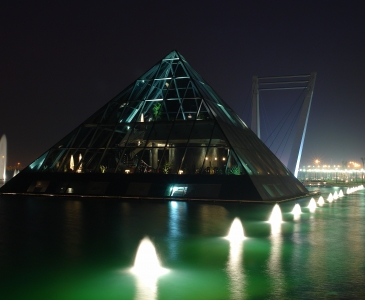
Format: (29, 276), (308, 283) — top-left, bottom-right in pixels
(333, 191), (338, 200)
(317, 196), (325, 206)
(292, 203), (301, 221)
(308, 198), (317, 213)
(131, 237), (169, 277)
(269, 204), (282, 234)
(226, 218), (245, 241)
(327, 193), (333, 203)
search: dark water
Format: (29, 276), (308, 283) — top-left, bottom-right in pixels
(1, 187), (365, 299)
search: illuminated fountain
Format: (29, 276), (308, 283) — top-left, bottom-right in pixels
(225, 218), (245, 299)
(292, 203), (302, 221)
(327, 193), (333, 203)
(333, 191), (338, 200)
(317, 196), (325, 206)
(308, 198), (317, 213)
(131, 237), (169, 276)
(269, 204), (283, 234)
(339, 190), (344, 197)
(225, 217), (245, 241)
(131, 237), (169, 300)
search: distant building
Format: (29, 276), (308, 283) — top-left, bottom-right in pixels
(0, 51), (308, 201)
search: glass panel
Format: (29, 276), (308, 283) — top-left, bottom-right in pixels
(82, 149), (103, 173)
(97, 148), (120, 173)
(180, 147), (208, 174)
(146, 122), (173, 146)
(174, 62), (189, 77)
(209, 124), (229, 147)
(71, 126), (97, 148)
(203, 147), (229, 175)
(181, 98), (201, 120)
(26, 151), (49, 172)
(87, 125), (115, 148)
(167, 121), (194, 146)
(53, 130), (78, 149)
(189, 121), (214, 145)
(129, 80), (153, 101)
(117, 100), (144, 123)
(164, 99), (181, 120)
(41, 148), (67, 172)
(226, 150), (244, 175)
(156, 148), (171, 174)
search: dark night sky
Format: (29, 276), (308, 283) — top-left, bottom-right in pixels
(1, 0), (365, 168)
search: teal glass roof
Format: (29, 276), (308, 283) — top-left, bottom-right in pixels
(24, 51), (297, 186)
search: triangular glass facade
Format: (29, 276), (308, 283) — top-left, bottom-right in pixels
(4, 51), (307, 201)
(25, 51), (286, 176)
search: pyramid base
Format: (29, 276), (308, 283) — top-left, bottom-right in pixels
(0, 172), (308, 202)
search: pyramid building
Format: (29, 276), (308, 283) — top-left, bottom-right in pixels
(1, 51), (308, 201)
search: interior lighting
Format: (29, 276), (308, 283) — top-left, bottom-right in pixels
(178, 170), (183, 174)
(214, 157), (217, 160)
(125, 169), (130, 174)
(205, 157), (208, 160)
(222, 157), (226, 161)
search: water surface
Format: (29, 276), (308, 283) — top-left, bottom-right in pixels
(1, 187), (364, 299)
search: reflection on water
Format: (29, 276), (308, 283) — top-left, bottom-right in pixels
(131, 237), (169, 300)
(225, 218), (245, 299)
(268, 217), (284, 298)
(168, 201), (187, 260)
(63, 200), (83, 258)
(134, 276), (158, 300)
(199, 204), (228, 235)
(226, 237), (244, 299)
(1, 187), (365, 299)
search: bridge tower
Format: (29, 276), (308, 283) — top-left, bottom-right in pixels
(251, 73), (316, 177)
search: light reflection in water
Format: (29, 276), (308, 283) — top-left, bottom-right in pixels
(168, 201), (187, 260)
(225, 218), (245, 299)
(63, 200), (83, 257)
(267, 212), (284, 298)
(131, 237), (169, 300)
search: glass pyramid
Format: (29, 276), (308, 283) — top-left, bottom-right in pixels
(1, 51), (308, 201)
